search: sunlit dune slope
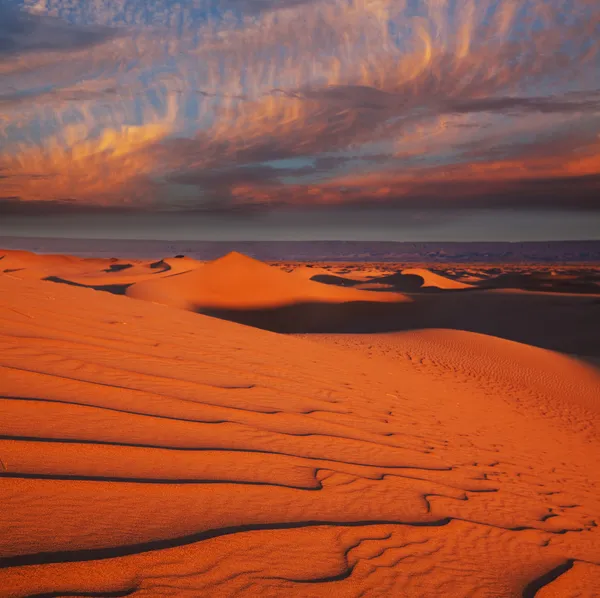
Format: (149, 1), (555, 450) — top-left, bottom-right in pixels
(61, 256), (203, 287)
(0, 249), (202, 287)
(126, 251), (410, 310)
(1, 270), (599, 596)
(0, 250), (109, 280)
(296, 329), (600, 435)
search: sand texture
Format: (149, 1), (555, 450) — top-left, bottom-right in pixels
(1, 250), (599, 597)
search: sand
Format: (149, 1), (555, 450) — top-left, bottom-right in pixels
(126, 252), (410, 310)
(399, 268), (473, 290)
(1, 249), (599, 597)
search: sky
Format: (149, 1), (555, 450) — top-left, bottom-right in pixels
(0, 0), (599, 240)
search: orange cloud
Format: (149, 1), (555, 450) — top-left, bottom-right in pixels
(1, 0), (599, 208)
(1, 95), (178, 203)
(221, 142), (600, 209)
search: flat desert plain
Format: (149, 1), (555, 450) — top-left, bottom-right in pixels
(1, 249), (599, 597)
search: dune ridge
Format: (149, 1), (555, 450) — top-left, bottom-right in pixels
(399, 268), (473, 290)
(1, 255), (600, 596)
(125, 251), (411, 310)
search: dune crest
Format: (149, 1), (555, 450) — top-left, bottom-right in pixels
(126, 251), (411, 310)
(0, 249), (203, 287)
(400, 268), (473, 290)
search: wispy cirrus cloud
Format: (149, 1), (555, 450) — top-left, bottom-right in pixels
(0, 0), (599, 212)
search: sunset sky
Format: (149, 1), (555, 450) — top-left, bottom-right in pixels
(0, 0), (599, 240)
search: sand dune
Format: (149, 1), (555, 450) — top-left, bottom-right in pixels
(0, 249), (202, 289)
(399, 268), (473, 290)
(3, 249), (598, 352)
(305, 267), (473, 292)
(0, 249), (109, 281)
(288, 264), (336, 279)
(58, 256), (203, 287)
(1, 252), (599, 596)
(296, 329), (600, 434)
(126, 251), (410, 310)
(287, 262), (600, 295)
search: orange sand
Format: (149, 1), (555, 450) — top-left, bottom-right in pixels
(0, 250), (599, 597)
(126, 252), (410, 310)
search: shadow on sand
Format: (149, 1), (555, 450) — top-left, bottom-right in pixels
(312, 272), (428, 292)
(44, 276), (131, 296)
(200, 291), (600, 357)
(43, 274), (600, 357)
(312, 270), (600, 295)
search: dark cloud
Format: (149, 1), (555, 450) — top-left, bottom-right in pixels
(299, 85), (399, 111)
(313, 156), (350, 170)
(448, 93), (600, 116)
(0, 85), (119, 108)
(0, 196), (141, 216)
(168, 164), (316, 210)
(459, 116), (600, 162)
(313, 154), (391, 171)
(0, 1), (119, 57)
(291, 84), (600, 118)
(321, 174), (600, 212)
(225, 0), (323, 15)
(3, 169), (600, 217)
(170, 164), (313, 187)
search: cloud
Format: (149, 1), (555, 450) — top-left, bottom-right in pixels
(213, 170), (600, 212)
(0, 1), (119, 57)
(447, 93), (600, 116)
(0, 84), (119, 108)
(226, 0), (321, 14)
(0, 196), (141, 215)
(1, 0), (599, 212)
(171, 163), (315, 186)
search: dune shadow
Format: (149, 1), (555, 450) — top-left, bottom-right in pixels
(369, 272), (426, 291)
(41, 272), (599, 356)
(476, 273), (600, 294)
(199, 290), (600, 356)
(22, 590), (136, 598)
(310, 274), (361, 287)
(312, 272), (428, 292)
(311, 268), (600, 295)
(200, 301), (419, 334)
(44, 276), (131, 296)
(521, 560), (574, 598)
(103, 263), (133, 273)
(150, 259), (170, 270)
(0, 518), (451, 569)
(310, 271), (488, 294)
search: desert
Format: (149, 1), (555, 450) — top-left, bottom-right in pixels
(1, 246), (599, 597)
(2, 0), (600, 594)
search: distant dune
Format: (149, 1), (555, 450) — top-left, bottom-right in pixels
(399, 268), (473, 290)
(0, 249), (201, 282)
(1, 261), (600, 596)
(2, 249), (599, 353)
(2, 237), (600, 262)
(305, 267), (472, 292)
(126, 251), (411, 310)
